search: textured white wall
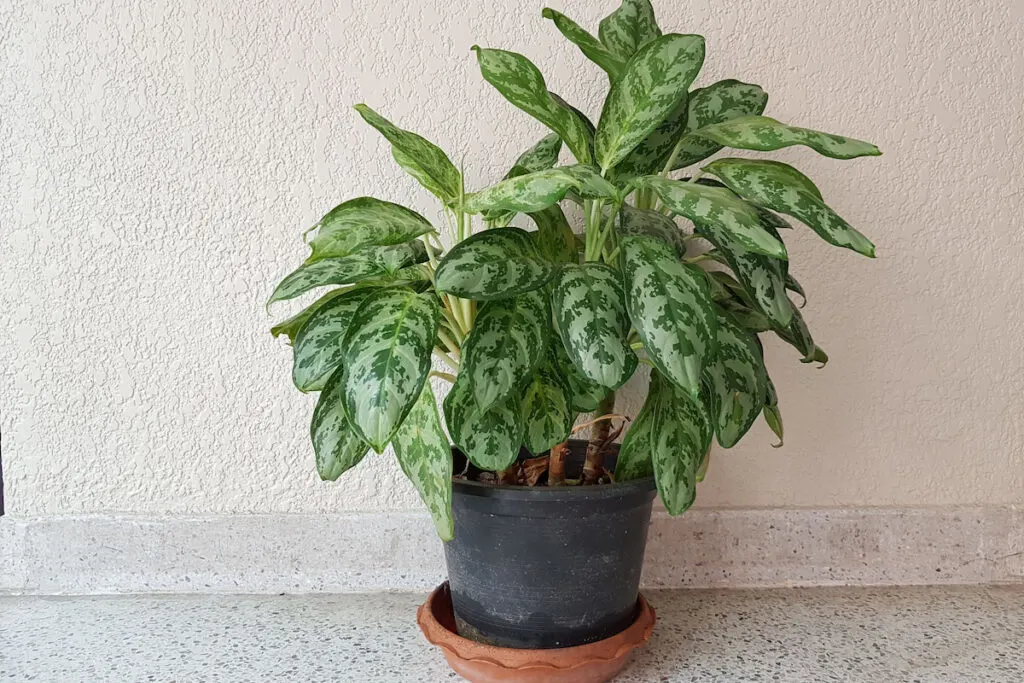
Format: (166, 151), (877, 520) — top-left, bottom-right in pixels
(2, 0), (1023, 516)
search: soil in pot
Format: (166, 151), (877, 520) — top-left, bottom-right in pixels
(444, 440), (656, 650)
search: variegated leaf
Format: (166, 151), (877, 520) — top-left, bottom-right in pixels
(307, 197), (433, 262)
(271, 288), (351, 343)
(636, 176), (786, 258)
(707, 271), (773, 332)
(552, 263), (637, 388)
(774, 305), (828, 366)
(434, 228), (555, 300)
(310, 368), (371, 481)
(460, 289), (549, 411)
(551, 337), (607, 412)
(542, 8), (625, 80)
(690, 115), (881, 160)
(292, 289), (372, 392)
(786, 272), (806, 307)
(598, 0), (661, 60)
(268, 242), (427, 307)
(473, 46), (593, 164)
(594, 34), (705, 173)
(393, 382), (454, 541)
(465, 168), (580, 214)
(670, 80), (768, 170)
(521, 356), (574, 454)
(341, 289), (440, 452)
(705, 311), (768, 448)
(615, 375), (657, 481)
(617, 203), (687, 256)
(443, 375), (523, 471)
(694, 218), (794, 327)
(622, 235), (717, 397)
(530, 205), (579, 264)
(561, 164), (621, 200)
(485, 134), (565, 228)
(704, 158), (876, 257)
(763, 375), (784, 448)
(353, 104), (460, 203)
(612, 93), (687, 179)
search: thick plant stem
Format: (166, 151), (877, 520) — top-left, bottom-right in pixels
(548, 440), (568, 485)
(497, 465), (518, 486)
(583, 391), (616, 484)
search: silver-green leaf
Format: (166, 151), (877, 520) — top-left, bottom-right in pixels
(268, 242), (428, 307)
(670, 79), (768, 170)
(521, 356), (574, 454)
(341, 288), (440, 452)
(310, 369), (371, 481)
(460, 289), (549, 412)
(271, 288), (351, 343)
(530, 205), (578, 264)
(636, 175), (786, 259)
(465, 168), (580, 214)
(622, 235), (717, 397)
(598, 0), (661, 61)
(691, 115), (881, 160)
(551, 338), (607, 412)
(552, 263), (637, 389)
(617, 203), (687, 256)
(485, 134), (565, 228)
(393, 382), (454, 541)
(594, 34), (705, 173)
(612, 93), (687, 179)
(292, 288), (372, 392)
(307, 198), (434, 262)
(472, 46), (594, 164)
(353, 104), (461, 203)
(705, 311), (768, 448)
(704, 158), (876, 257)
(763, 375), (784, 448)
(434, 228), (556, 301)
(444, 376), (523, 471)
(542, 8), (625, 80)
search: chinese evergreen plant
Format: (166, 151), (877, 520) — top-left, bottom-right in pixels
(269, 0), (879, 540)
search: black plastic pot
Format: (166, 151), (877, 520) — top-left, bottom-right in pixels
(443, 440), (657, 650)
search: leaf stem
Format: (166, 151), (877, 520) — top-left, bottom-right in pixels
(433, 348), (460, 371)
(437, 329), (462, 356)
(429, 370), (457, 383)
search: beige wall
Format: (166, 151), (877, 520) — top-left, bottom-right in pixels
(2, 0), (1022, 516)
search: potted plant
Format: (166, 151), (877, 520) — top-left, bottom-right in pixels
(269, 0), (878, 679)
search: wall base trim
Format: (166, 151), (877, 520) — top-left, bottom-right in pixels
(1, 507), (1021, 595)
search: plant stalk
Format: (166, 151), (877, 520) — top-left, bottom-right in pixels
(583, 391), (616, 484)
(548, 440), (568, 486)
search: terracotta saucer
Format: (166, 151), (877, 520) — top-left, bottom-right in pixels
(417, 582), (656, 683)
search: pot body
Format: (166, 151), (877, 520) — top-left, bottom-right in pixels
(444, 441), (656, 649)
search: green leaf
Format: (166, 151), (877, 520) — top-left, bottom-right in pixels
(542, 8), (625, 80)
(291, 288), (373, 392)
(310, 369), (371, 481)
(472, 46), (594, 164)
(521, 355), (574, 454)
(622, 235), (717, 397)
(484, 134), (564, 228)
(694, 217), (794, 328)
(617, 370), (710, 515)
(594, 34), (705, 173)
(393, 382), (454, 541)
(353, 104), (461, 203)
(271, 288), (351, 343)
(670, 79), (768, 170)
(552, 263), (637, 389)
(598, 0), (662, 60)
(707, 271), (773, 332)
(763, 376), (784, 448)
(465, 168), (580, 214)
(774, 305), (828, 366)
(786, 272), (806, 307)
(551, 338), (607, 412)
(530, 205), (579, 264)
(704, 158), (876, 257)
(561, 164), (621, 200)
(268, 242), (428, 307)
(612, 93), (687, 179)
(617, 203), (687, 256)
(340, 288), (440, 452)
(460, 289), (549, 412)
(704, 311), (768, 448)
(434, 228), (555, 301)
(690, 115), (881, 160)
(636, 176), (786, 259)
(444, 375), (523, 471)
(307, 198), (434, 262)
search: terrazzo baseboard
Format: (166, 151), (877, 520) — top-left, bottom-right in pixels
(1, 507), (1021, 595)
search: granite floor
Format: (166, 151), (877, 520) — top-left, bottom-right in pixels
(1, 586), (1021, 682)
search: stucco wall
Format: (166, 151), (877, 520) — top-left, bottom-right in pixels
(2, 0), (1022, 516)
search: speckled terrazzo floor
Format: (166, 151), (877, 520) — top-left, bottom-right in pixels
(1, 586), (1021, 682)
